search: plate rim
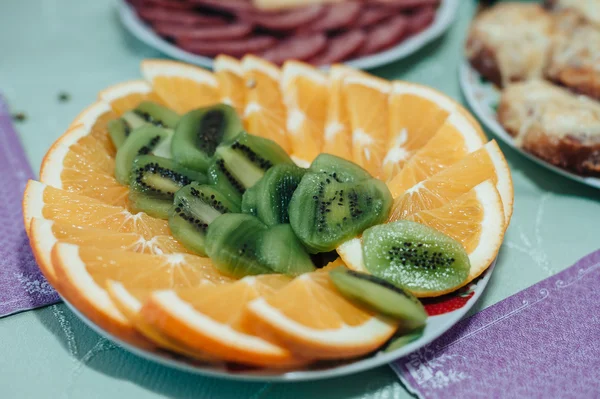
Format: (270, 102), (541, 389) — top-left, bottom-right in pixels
(116, 0), (460, 70)
(458, 60), (600, 190)
(59, 260), (496, 382)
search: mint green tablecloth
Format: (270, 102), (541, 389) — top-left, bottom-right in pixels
(1, 1), (598, 397)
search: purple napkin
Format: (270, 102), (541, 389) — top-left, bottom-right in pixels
(392, 250), (600, 398)
(0, 94), (59, 317)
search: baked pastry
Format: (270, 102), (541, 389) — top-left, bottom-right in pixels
(465, 3), (555, 87)
(498, 79), (600, 176)
(545, 10), (600, 101)
(545, 0), (600, 28)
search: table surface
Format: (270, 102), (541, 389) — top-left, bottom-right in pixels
(1, 0), (599, 398)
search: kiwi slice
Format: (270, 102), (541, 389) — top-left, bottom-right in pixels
(172, 104), (243, 172)
(329, 267), (427, 328)
(169, 183), (241, 256)
(108, 112), (146, 149)
(129, 155), (207, 219)
(384, 329), (424, 353)
(310, 153), (372, 183)
(115, 126), (174, 185)
(241, 164), (306, 226)
(258, 224), (315, 276)
(205, 213), (272, 278)
(362, 220), (470, 295)
(208, 132), (294, 205)
(289, 172), (393, 253)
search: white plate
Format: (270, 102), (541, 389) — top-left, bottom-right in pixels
(459, 61), (600, 190)
(60, 261), (495, 382)
(117, 0), (459, 70)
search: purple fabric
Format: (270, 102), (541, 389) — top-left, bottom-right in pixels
(0, 94), (60, 317)
(392, 249), (600, 398)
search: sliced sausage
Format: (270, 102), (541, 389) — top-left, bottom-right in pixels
(137, 8), (228, 26)
(372, 0), (440, 9)
(260, 33), (327, 64)
(406, 6), (436, 35)
(189, 0), (256, 13)
(154, 22), (253, 40)
(299, 2), (361, 33)
(238, 5), (325, 31)
(130, 0), (197, 10)
(354, 6), (392, 28)
(177, 35), (277, 57)
(309, 30), (366, 65)
(358, 15), (408, 56)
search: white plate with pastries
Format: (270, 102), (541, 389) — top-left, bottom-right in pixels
(459, 0), (600, 190)
(117, 0), (460, 70)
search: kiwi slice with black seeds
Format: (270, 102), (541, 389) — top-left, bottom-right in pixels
(115, 126), (174, 185)
(169, 183), (240, 256)
(289, 172), (392, 253)
(205, 213), (272, 278)
(134, 101), (180, 129)
(208, 132), (294, 206)
(241, 163), (305, 226)
(362, 220), (470, 295)
(257, 224), (315, 276)
(329, 267), (427, 328)
(108, 111), (146, 149)
(310, 153), (372, 183)
(129, 155), (206, 219)
(172, 104), (243, 172)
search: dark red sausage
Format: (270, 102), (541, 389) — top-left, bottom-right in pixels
(260, 33), (327, 64)
(189, 0), (256, 13)
(309, 30), (366, 66)
(299, 2), (361, 33)
(406, 6), (436, 35)
(238, 5), (325, 31)
(358, 15), (408, 56)
(153, 22), (253, 40)
(129, 0), (197, 10)
(372, 0), (440, 9)
(177, 35), (277, 57)
(354, 6), (391, 28)
(137, 8), (228, 26)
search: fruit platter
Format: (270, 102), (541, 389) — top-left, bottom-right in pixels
(22, 55), (513, 380)
(118, 0), (459, 69)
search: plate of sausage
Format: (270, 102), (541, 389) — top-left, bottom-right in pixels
(118, 0), (459, 69)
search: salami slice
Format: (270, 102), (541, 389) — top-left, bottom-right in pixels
(190, 0), (255, 13)
(358, 15), (408, 56)
(154, 22), (253, 40)
(371, 0), (440, 9)
(137, 8), (227, 26)
(406, 6), (436, 35)
(309, 30), (366, 66)
(238, 5), (325, 31)
(260, 33), (327, 64)
(177, 35), (277, 57)
(354, 6), (391, 28)
(299, 2), (362, 33)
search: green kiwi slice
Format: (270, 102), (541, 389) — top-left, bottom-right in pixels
(289, 172), (393, 253)
(257, 224), (315, 276)
(169, 183), (241, 256)
(172, 104), (243, 172)
(115, 126), (173, 185)
(310, 153), (372, 183)
(384, 329), (424, 353)
(241, 164), (306, 226)
(208, 132), (294, 206)
(362, 220), (470, 295)
(329, 267), (427, 328)
(205, 213), (272, 278)
(108, 112), (146, 149)
(129, 155), (206, 219)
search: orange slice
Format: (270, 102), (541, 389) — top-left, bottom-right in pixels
(246, 271), (397, 359)
(406, 180), (505, 293)
(141, 275), (303, 367)
(242, 55), (291, 153)
(214, 55), (246, 115)
(39, 124), (129, 208)
(389, 140), (514, 225)
(98, 80), (163, 115)
(383, 82), (487, 180)
(51, 243), (229, 346)
(386, 113), (486, 198)
(69, 101), (118, 156)
(141, 59), (219, 114)
(280, 61), (328, 165)
(23, 180), (169, 238)
(344, 74), (391, 178)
